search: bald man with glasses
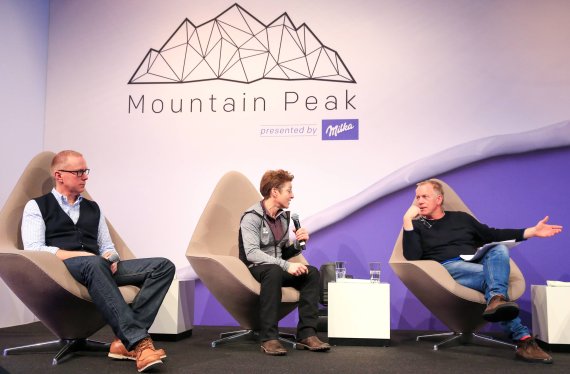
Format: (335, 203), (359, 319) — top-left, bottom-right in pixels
(22, 150), (175, 373)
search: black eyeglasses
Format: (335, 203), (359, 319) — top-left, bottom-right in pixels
(58, 169), (90, 177)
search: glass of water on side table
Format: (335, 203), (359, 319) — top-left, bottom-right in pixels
(369, 262), (381, 283)
(335, 261), (346, 281)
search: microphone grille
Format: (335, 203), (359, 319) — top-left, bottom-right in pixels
(291, 213), (299, 220)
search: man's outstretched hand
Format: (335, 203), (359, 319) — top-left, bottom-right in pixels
(524, 216), (563, 239)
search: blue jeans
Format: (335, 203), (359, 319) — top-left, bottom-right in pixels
(64, 256), (175, 350)
(442, 244), (530, 341)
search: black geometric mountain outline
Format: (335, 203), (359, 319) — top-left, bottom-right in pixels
(128, 3), (356, 84)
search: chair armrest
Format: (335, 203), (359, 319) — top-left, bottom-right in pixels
(188, 253), (260, 293)
(2, 249), (92, 300)
(391, 259), (486, 303)
(508, 259), (525, 301)
(288, 253), (309, 265)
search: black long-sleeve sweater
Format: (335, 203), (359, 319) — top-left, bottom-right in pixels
(402, 211), (525, 262)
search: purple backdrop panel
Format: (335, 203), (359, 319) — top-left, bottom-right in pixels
(194, 146), (570, 333)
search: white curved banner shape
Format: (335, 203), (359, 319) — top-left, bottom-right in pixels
(305, 120), (570, 233)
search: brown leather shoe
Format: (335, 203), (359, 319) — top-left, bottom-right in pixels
(295, 336), (331, 351)
(108, 338), (167, 360)
(109, 338), (136, 360)
(516, 337), (553, 364)
(482, 295), (519, 322)
(260, 339), (287, 356)
(134, 337), (163, 372)
(146, 339), (167, 360)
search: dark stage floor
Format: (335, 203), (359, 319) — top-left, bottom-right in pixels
(0, 322), (568, 373)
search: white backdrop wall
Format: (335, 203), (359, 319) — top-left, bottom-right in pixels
(3, 0), (569, 329)
(0, 0), (49, 327)
(43, 0), (570, 269)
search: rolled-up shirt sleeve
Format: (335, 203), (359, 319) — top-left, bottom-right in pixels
(97, 212), (118, 258)
(21, 200), (59, 254)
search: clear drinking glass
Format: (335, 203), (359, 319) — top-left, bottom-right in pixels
(335, 261), (346, 281)
(369, 262), (381, 283)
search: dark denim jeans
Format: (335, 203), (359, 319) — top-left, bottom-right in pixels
(64, 256), (175, 350)
(443, 244), (530, 340)
(249, 264), (320, 342)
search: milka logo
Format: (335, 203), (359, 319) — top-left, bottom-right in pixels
(326, 122), (354, 137)
(322, 119), (359, 140)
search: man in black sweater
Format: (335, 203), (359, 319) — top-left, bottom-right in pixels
(402, 179), (562, 364)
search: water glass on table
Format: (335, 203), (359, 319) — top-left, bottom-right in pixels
(335, 261), (346, 281)
(369, 262), (381, 283)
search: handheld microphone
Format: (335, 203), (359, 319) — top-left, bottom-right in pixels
(291, 213), (306, 250)
(107, 252), (120, 263)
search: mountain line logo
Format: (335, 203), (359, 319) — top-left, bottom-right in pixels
(128, 3), (355, 84)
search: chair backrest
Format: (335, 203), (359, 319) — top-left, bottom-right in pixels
(0, 152), (54, 251)
(186, 171), (306, 330)
(187, 171), (261, 258)
(0, 151), (139, 339)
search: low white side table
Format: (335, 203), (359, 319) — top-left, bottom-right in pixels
(149, 278), (195, 340)
(328, 280), (390, 346)
(531, 285), (570, 350)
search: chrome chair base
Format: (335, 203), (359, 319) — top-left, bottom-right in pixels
(417, 331), (517, 351)
(3, 338), (110, 365)
(211, 329), (297, 349)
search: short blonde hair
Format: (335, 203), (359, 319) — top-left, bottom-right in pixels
(417, 179), (444, 203)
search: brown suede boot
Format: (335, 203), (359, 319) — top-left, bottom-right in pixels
(260, 339), (287, 356)
(516, 337), (553, 364)
(295, 336), (331, 351)
(482, 295), (519, 322)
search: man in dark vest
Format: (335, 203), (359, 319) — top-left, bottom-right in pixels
(22, 150), (175, 373)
